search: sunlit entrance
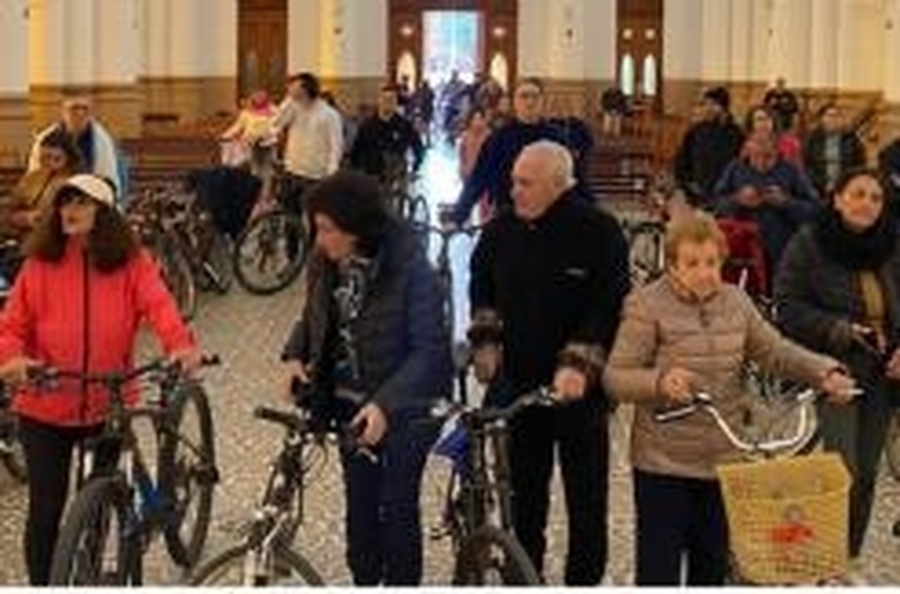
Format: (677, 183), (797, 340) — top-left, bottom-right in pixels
(422, 11), (481, 86)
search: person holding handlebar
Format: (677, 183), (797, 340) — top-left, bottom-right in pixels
(280, 171), (452, 585)
(603, 211), (856, 586)
(775, 168), (899, 576)
(0, 173), (200, 585)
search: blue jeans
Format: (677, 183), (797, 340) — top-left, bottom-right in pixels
(337, 404), (435, 585)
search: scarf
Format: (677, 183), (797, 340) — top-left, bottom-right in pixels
(813, 206), (897, 271)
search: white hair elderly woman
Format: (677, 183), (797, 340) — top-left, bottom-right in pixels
(603, 210), (857, 586)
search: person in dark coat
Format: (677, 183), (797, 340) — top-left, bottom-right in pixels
(451, 78), (590, 225)
(763, 77), (800, 133)
(281, 171), (452, 585)
(348, 84), (425, 182)
(714, 136), (820, 277)
(774, 168), (900, 578)
(467, 140), (630, 584)
(804, 103), (867, 199)
(673, 86), (745, 207)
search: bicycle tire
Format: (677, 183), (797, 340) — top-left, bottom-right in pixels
(0, 416), (27, 483)
(233, 210), (307, 295)
(49, 476), (138, 586)
(452, 525), (541, 585)
(158, 380), (217, 568)
(156, 239), (197, 321)
(884, 412), (900, 481)
(189, 541), (324, 585)
(197, 229), (234, 295)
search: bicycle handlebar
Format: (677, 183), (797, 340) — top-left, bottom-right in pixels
(428, 387), (559, 426)
(26, 354), (221, 391)
(653, 388), (825, 455)
(253, 405), (378, 463)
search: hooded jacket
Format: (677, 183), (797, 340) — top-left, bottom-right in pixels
(0, 243), (195, 426)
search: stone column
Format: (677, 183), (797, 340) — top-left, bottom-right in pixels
(663, 0), (703, 115)
(0, 0), (30, 159)
(318, 0), (386, 111)
(93, 0), (142, 137)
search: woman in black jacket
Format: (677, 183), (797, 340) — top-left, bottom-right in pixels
(281, 171), (452, 585)
(774, 168), (899, 572)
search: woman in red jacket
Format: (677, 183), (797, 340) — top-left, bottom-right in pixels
(0, 173), (199, 585)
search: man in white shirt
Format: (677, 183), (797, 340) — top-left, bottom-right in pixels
(27, 95), (122, 196)
(272, 72), (344, 210)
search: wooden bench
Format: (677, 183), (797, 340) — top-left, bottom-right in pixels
(120, 137), (221, 195)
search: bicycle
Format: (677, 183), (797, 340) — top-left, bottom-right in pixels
(126, 188), (197, 320)
(38, 356), (220, 585)
(622, 218), (665, 287)
(425, 388), (559, 585)
(232, 159), (308, 295)
(0, 381), (26, 483)
(189, 402), (373, 585)
(654, 387), (853, 585)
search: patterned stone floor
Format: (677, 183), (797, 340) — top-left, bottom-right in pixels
(1, 145), (899, 586)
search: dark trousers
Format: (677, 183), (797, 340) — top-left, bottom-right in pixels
(818, 383), (893, 558)
(633, 469), (729, 586)
(18, 417), (113, 586)
(509, 398), (609, 585)
(338, 408), (434, 585)
(280, 174), (319, 260)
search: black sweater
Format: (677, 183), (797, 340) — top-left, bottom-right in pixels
(469, 194), (630, 400)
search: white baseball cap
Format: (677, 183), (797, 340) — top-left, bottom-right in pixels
(59, 174), (116, 207)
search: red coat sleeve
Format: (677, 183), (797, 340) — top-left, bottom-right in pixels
(0, 260), (36, 363)
(131, 250), (196, 354)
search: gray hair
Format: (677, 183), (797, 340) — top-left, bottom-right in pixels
(520, 140), (576, 191)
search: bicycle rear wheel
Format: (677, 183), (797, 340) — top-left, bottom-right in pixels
(233, 210), (307, 295)
(155, 239), (197, 321)
(452, 525), (541, 585)
(189, 542), (324, 585)
(49, 476), (139, 585)
(158, 380), (217, 568)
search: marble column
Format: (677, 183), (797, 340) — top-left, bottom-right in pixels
(0, 0), (30, 158)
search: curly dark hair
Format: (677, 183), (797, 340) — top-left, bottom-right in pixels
(305, 171), (389, 257)
(25, 181), (139, 272)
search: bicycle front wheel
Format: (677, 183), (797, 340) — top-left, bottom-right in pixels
(233, 210), (307, 295)
(452, 525), (541, 585)
(49, 477), (139, 586)
(189, 542), (324, 586)
(156, 239), (197, 321)
(159, 380), (217, 568)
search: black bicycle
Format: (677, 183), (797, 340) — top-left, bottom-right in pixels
(426, 388), (558, 585)
(232, 160), (308, 295)
(189, 399), (372, 586)
(0, 381), (26, 483)
(39, 356), (220, 585)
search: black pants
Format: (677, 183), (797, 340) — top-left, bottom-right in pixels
(633, 469), (729, 586)
(509, 398), (609, 585)
(336, 404), (435, 585)
(18, 417), (115, 586)
(818, 383), (894, 558)
(280, 174), (319, 260)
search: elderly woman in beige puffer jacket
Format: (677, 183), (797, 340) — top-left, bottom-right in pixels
(602, 211), (857, 586)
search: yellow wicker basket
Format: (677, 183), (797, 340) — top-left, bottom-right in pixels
(716, 453), (850, 585)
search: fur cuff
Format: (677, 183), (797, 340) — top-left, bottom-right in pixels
(467, 309), (503, 347)
(557, 342), (606, 385)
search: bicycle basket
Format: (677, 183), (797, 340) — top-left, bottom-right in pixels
(716, 453), (850, 585)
